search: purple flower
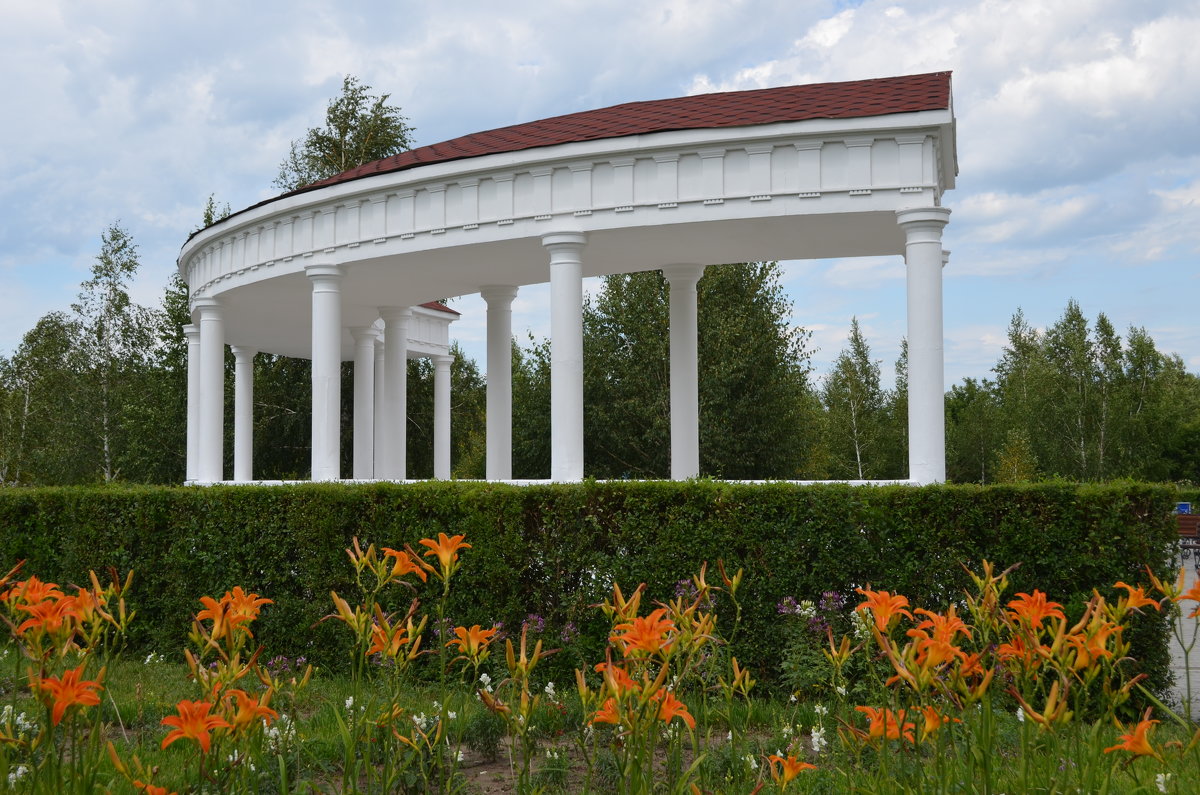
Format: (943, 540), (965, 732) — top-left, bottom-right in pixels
(674, 578), (699, 602)
(777, 596), (800, 615)
(560, 621), (580, 645)
(819, 591), (846, 612)
(522, 613), (545, 635)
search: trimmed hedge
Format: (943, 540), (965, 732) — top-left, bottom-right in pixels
(0, 481), (1181, 695)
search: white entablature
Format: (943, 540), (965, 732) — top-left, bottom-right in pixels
(179, 72), (957, 485)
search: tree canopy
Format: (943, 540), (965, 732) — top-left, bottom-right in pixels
(273, 76), (415, 191)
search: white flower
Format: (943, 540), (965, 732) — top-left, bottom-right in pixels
(8, 765), (30, 787)
(744, 753), (758, 770)
(345, 696), (356, 711)
(1015, 707), (1025, 723)
(544, 681), (557, 699)
(811, 725), (827, 754)
(1157, 772), (1171, 793)
(789, 693), (798, 703)
(447, 711), (457, 721)
(726, 730), (733, 740)
(835, 685), (847, 697)
(814, 703), (828, 717)
(456, 750), (465, 762)
(479, 672), (494, 692)
(782, 724), (793, 737)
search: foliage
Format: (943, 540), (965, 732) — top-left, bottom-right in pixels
(273, 75), (414, 192)
(514, 263), (820, 479)
(2, 519), (1198, 793)
(987, 300), (1200, 483)
(0, 481), (1179, 700)
(822, 317), (888, 480)
(0, 224), (181, 486)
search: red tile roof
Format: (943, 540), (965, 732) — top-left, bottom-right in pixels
(420, 301), (459, 316)
(295, 72), (951, 196)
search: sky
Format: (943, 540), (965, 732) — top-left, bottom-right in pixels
(2, 0), (1198, 389)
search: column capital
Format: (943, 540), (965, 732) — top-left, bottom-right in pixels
(305, 263), (344, 281)
(378, 305), (412, 322)
(480, 284), (519, 304)
(661, 263), (705, 285)
(229, 345), (257, 359)
(182, 323), (200, 340)
(541, 231), (587, 251)
(350, 326), (381, 343)
(191, 296), (222, 317)
(896, 206), (951, 230)
(433, 353), (455, 367)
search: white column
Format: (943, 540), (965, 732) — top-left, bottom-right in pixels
(183, 323), (200, 482)
(378, 307), (411, 480)
(373, 335), (385, 476)
(308, 264), (344, 481)
(662, 264), (705, 480)
(897, 207), (951, 485)
(230, 345), (256, 482)
(195, 298), (225, 482)
(542, 232), (587, 481)
(351, 327), (378, 479)
(480, 285), (518, 480)
(433, 353), (454, 480)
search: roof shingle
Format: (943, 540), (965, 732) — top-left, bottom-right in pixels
(295, 72), (951, 196)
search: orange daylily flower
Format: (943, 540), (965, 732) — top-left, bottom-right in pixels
(997, 633), (1047, 673)
(653, 689), (696, 730)
(855, 588), (913, 633)
(855, 706), (915, 743)
(1065, 620), (1120, 671)
(595, 661), (640, 696)
(446, 624), (499, 658)
(382, 547), (428, 582)
(610, 607), (676, 657)
(1104, 709), (1162, 761)
(1007, 591), (1065, 630)
(133, 782), (177, 795)
(223, 688), (278, 732)
(223, 587), (272, 634)
(368, 621), (409, 658)
(767, 754), (816, 786)
(1145, 565), (1187, 600)
(1175, 579), (1200, 618)
(419, 533), (471, 576)
(161, 699), (231, 753)
(590, 697), (622, 725)
(36, 664), (103, 725)
(918, 705), (961, 741)
(907, 607), (971, 670)
(16, 594), (80, 637)
(196, 595), (232, 640)
(2, 575), (64, 605)
(1113, 582), (1161, 613)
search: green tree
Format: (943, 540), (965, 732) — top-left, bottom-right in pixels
(71, 223), (157, 482)
(822, 317), (886, 479)
(945, 377), (1001, 483)
(513, 263), (819, 479)
(405, 343), (487, 479)
(878, 338), (909, 479)
(512, 337), (552, 479)
(0, 313), (87, 484)
(274, 75), (415, 191)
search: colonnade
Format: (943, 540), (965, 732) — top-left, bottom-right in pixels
(183, 294), (456, 484)
(185, 207), (949, 484)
